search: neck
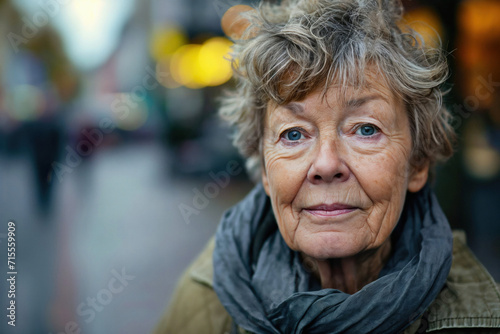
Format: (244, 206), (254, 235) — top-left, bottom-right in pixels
(302, 239), (392, 294)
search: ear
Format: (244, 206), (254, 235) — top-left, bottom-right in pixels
(408, 162), (429, 193)
(261, 159), (270, 196)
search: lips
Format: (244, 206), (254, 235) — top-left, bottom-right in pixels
(303, 203), (358, 217)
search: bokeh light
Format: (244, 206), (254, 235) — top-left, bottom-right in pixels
(170, 44), (205, 89)
(50, 0), (135, 70)
(403, 6), (444, 48)
(169, 37), (233, 89)
(459, 0), (500, 38)
(198, 37), (234, 87)
(150, 25), (188, 61)
(457, 0), (500, 108)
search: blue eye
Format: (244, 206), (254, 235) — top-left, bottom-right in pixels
(286, 130), (303, 141)
(356, 124), (378, 136)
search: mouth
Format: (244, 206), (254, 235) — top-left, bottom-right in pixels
(303, 203), (359, 217)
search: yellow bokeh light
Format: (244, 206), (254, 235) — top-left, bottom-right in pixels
(402, 7), (444, 48)
(170, 44), (205, 89)
(459, 0), (500, 37)
(198, 37), (234, 87)
(169, 37), (233, 89)
(150, 25), (188, 61)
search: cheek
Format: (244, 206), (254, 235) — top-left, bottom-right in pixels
(263, 143), (312, 248)
(349, 141), (411, 200)
(263, 142), (310, 203)
(349, 144), (411, 244)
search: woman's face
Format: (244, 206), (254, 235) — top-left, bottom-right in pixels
(261, 75), (428, 259)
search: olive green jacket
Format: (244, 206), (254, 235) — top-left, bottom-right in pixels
(154, 231), (500, 334)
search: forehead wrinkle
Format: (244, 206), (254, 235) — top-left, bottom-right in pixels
(270, 83), (395, 122)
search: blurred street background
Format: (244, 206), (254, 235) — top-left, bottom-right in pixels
(0, 0), (499, 333)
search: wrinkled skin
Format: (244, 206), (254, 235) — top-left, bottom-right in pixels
(261, 74), (428, 291)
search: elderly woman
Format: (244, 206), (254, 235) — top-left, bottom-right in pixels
(155, 0), (500, 333)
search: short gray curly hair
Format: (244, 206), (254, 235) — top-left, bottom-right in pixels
(220, 0), (455, 182)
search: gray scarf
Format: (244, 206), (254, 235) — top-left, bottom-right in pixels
(213, 184), (453, 333)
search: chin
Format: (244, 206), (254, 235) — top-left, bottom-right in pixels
(296, 231), (367, 260)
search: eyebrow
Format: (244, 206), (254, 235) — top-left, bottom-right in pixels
(281, 94), (388, 114)
(344, 94), (388, 108)
(283, 102), (304, 114)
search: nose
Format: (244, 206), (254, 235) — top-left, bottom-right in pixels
(307, 138), (350, 184)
